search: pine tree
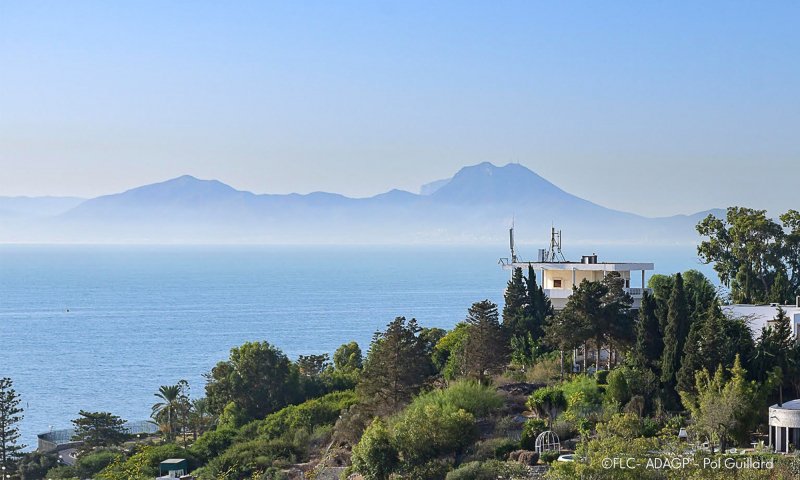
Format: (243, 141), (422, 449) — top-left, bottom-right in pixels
(660, 273), (690, 400)
(0, 378), (25, 473)
(464, 300), (508, 384)
(71, 411), (128, 454)
(358, 317), (433, 414)
(633, 292), (663, 371)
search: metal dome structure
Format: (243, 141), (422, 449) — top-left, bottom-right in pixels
(534, 430), (561, 453)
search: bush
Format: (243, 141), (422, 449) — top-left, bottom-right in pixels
(401, 458), (453, 479)
(202, 437), (300, 479)
(415, 380), (502, 418)
(605, 368), (631, 405)
(257, 390), (357, 439)
(98, 444), (197, 479)
(525, 354), (562, 385)
(75, 450), (118, 478)
(466, 438), (519, 462)
(18, 451), (59, 480)
(446, 460), (528, 480)
(520, 418), (547, 450)
(540, 450), (560, 464)
(43, 465), (78, 479)
(190, 428), (238, 463)
(594, 369), (609, 384)
(351, 419), (398, 480)
(392, 401), (476, 465)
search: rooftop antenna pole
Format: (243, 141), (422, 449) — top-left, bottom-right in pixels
(548, 225), (566, 262)
(509, 219), (517, 263)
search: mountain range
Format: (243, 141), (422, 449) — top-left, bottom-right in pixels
(0, 162), (721, 245)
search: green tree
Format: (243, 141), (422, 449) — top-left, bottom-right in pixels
(544, 280), (599, 359)
(17, 451), (58, 480)
(297, 353), (330, 377)
(151, 382), (188, 442)
(526, 386), (566, 428)
(502, 267), (527, 335)
(351, 419), (398, 480)
(0, 378), (25, 474)
(632, 292), (662, 372)
(71, 411), (128, 454)
(682, 355), (759, 452)
(333, 341), (363, 373)
(463, 300), (507, 383)
(660, 273), (690, 402)
(358, 317), (433, 414)
(697, 207), (786, 303)
(205, 341), (300, 420)
(525, 265), (553, 344)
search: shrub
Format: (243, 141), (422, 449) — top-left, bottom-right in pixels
(18, 451), (59, 480)
(605, 368), (631, 405)
(43, 465), (78, 479)
(190, 428), (238, 463)
(351, 419), (398, 480)
(525, 354), (562, 385)
(526, 386), (566, 424)
(520, 418), (547, 450)
(594, 369), (609, 384)
(539, 450), (560, 464)
(202, 437), (300, 479)
(75, 450), (118, 478)
(415, 380), (502, 418)
(466, 438), (519, 462)
(257, 390), (357, 439)
(98, 444), (197, 479)
(445, 460), (528, 480)
(392, 402), (476, 465)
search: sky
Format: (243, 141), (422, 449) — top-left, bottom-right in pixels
(1, 1), (798, 217)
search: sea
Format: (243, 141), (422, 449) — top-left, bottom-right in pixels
(0, 244), (715, 448)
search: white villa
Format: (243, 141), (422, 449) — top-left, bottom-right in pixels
(723, 302), (800, 340)
(500, 252), (654, 310)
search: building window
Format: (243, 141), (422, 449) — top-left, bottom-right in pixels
(553, 279), (562, 288)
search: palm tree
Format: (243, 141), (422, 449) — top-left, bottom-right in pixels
(189, 398), (212, 440)
(152, 384), (182, 441)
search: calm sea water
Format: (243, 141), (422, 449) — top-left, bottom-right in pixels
(0, 244), (714, 448)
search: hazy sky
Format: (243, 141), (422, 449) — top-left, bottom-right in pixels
(1, 1), (798, 216)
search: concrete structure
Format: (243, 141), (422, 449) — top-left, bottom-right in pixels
(500, 254), (654, 309)
(158, 458), (189, 479)
(769, 399), (800, 453)
(724, 302), (800, 339)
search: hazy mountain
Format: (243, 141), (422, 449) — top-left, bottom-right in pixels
(0, 196), (84, 218)
(0, 163), (723, 245)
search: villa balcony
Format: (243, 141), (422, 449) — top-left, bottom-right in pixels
(543, 287), (652, 309)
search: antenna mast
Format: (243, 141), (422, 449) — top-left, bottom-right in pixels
(546, 226), (566, 262)
(509, 223), (518, 263)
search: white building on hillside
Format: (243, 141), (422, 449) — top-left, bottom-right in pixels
(500, 228), (654, 310)
(724, 302), (800, 339)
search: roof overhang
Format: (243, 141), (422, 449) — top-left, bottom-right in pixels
(503, 262), (654, 271)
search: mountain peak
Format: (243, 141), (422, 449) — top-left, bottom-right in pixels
(430, 162), (567, 204)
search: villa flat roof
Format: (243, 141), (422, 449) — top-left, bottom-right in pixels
(771, 399), (800, 411)
(503, 262), (654, 271)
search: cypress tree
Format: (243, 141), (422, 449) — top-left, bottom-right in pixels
(699, 298), (725, 371)
(660, 273), (690, 399)
(633, 292), (663, 371)
(0, 378), (25, 473)
(677, 321), (703, 393)
(502, 267), (528, 336)
(525, 265), (552, 342)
